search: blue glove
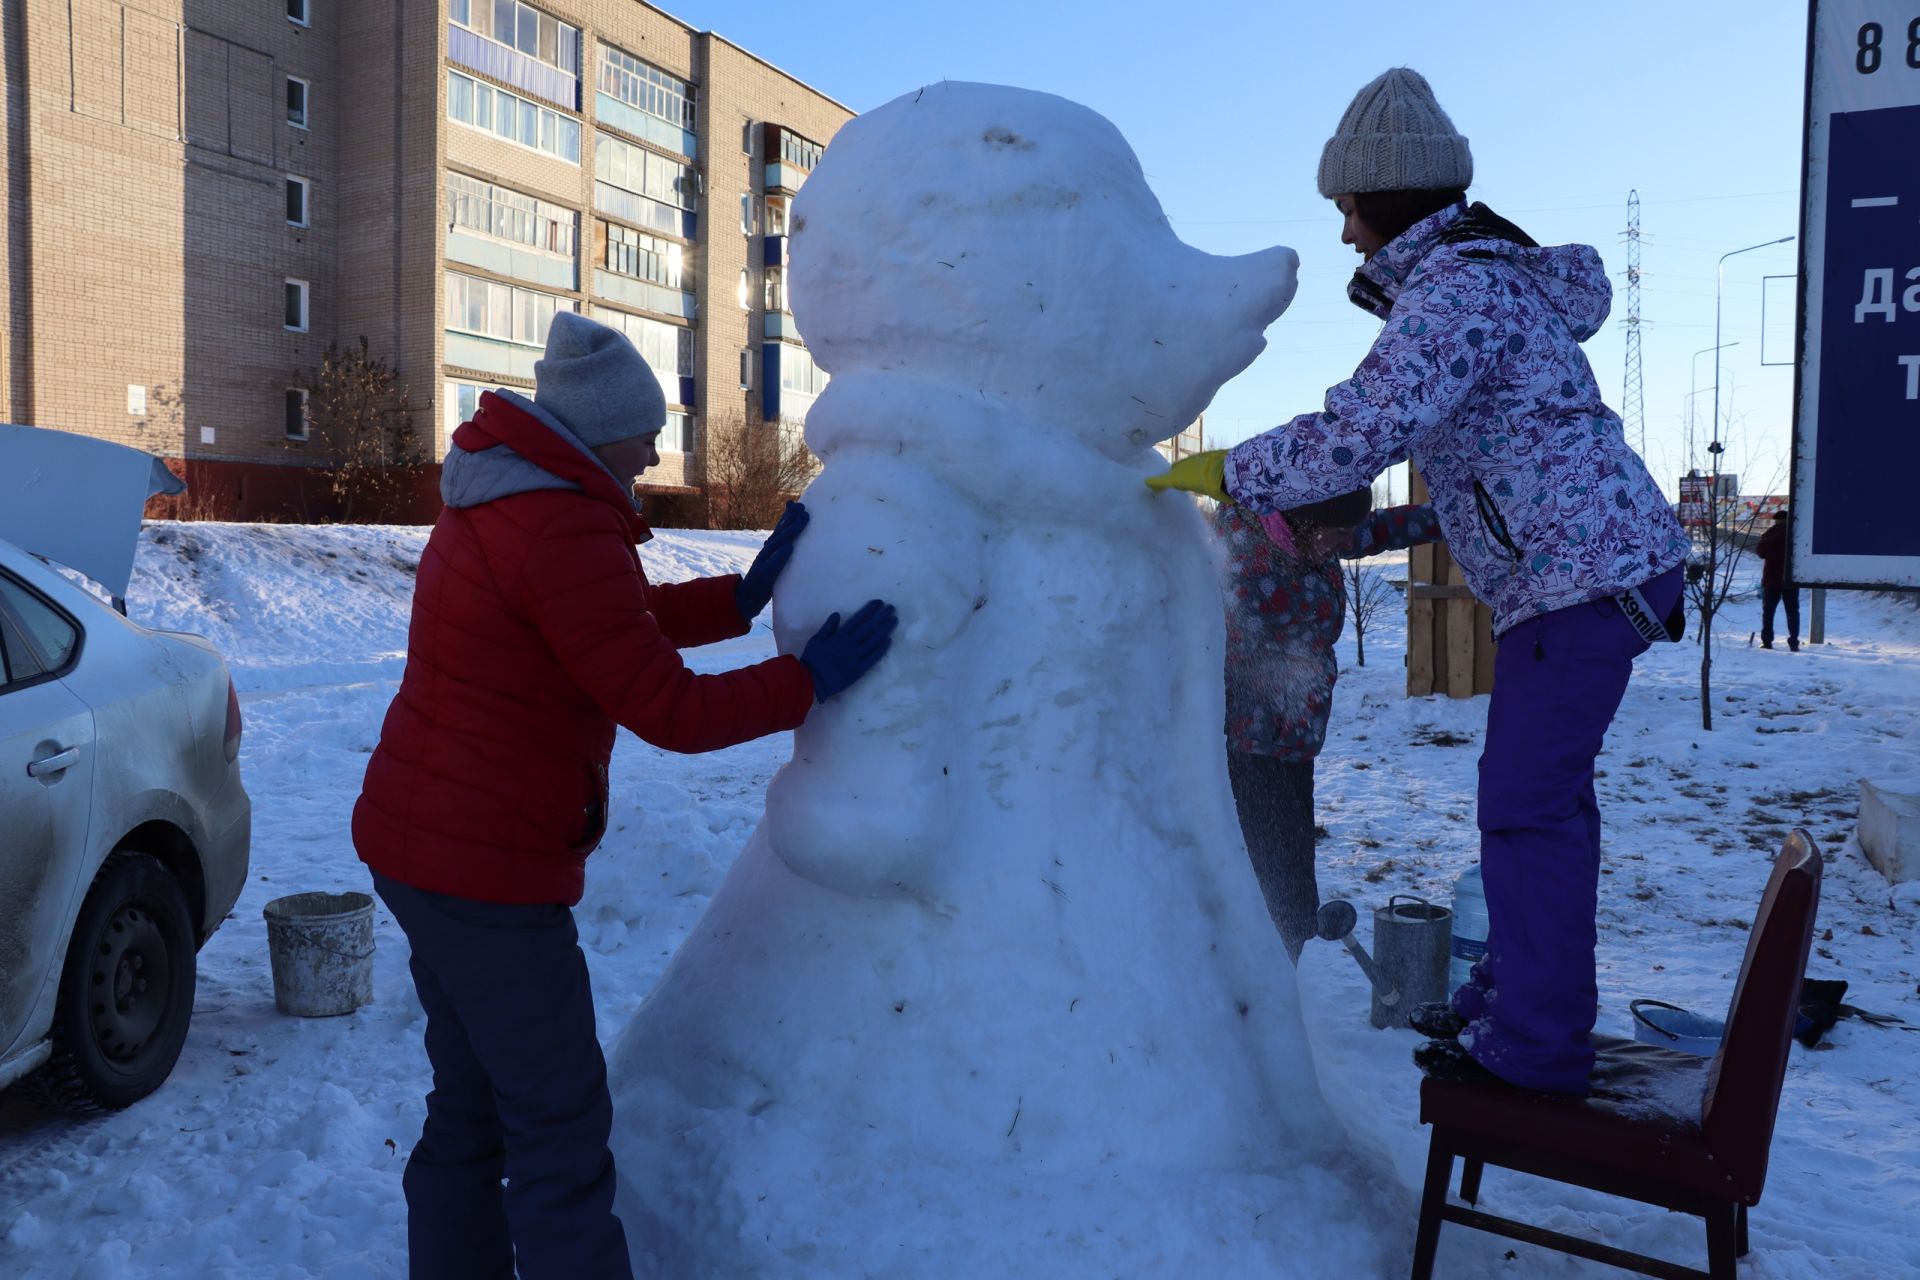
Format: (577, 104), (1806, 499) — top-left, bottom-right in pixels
(800, 599), (899, 701)
(736, 501), (810, 621)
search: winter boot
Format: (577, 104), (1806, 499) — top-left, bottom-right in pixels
(1788, 638), (1800, 653)
(1408, 1001), (1466, 1039)
(1412, 1038), (1505, 1087)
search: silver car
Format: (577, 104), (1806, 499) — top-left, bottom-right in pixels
(0, 534), (251, 1112)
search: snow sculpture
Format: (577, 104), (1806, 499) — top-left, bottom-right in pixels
(609, 82), (1388, 1276)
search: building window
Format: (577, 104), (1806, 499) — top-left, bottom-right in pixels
(605, 223), (684, 291)
(778, 127), (823, 172)
(592, 132), (695, 236)
(742, 118), (756, 156)
(780, 343), (828, 398)
(446, 172), (576, 258)
(444, 271), (570, 347)
(597, 45), (695, 133)
(740, 193), (754, 235)
(284, 388), (309, 440)
(286, 76), (310, 129)
(286, 175), (310, 227)
(284, 278), (309, 331)
(447, 69), (581, 163)
(451, 0), (579, 77)
(738, 268), (751, 311)
(444, 380), (486, 442)
(287, 0), (310, 26)
(763, 194), (788, 238)
(589, 305), (691, 396)
(661, 410), (691, 454)
(739, 348), (754, 390)
(764, 266), (786, 315)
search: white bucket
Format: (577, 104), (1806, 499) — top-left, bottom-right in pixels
(1630, 999), (1725, 1057)
(1448, 863), (1488, 991)
(263, 891), (375, 1017)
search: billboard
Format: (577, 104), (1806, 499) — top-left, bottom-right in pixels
(1789, 0), (1920, 589)
(1678, 474), (1714, 527)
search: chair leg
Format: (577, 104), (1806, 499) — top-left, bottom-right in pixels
(1737, 1203), (1749, 1257)
(1705, 1203), (1739, 1280)
(1409, 1132), (1454, 1280)
(1458, 1158), (1484, 1207)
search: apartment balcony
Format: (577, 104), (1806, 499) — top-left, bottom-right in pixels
(595, 92), (696, 160)
(594, 183), (697, 241)
(448, 23), (578, 111)
(764, 163), (807, 194)
(447, 230), (577, 293)
(764, 311), (795, 340)
(593, 269), (695, 322)
(762, 234), (787, 268)
(445, 330), (544, 382)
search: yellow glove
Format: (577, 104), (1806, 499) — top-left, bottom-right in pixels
(1144, 449), (1230, 502)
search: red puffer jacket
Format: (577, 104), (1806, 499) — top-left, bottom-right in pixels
(353, 393), (814, 904)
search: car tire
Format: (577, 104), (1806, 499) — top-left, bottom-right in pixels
(25, 851), (198, 1114)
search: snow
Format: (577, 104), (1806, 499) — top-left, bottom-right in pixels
(0, 522), (1916, 1279)
(601, 82), (1368, 1277)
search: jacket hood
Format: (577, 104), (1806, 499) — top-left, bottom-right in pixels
(441, 390), (652, 543)
(1352, 202), (1613, 341)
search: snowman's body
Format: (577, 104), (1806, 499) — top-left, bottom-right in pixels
(607, 83), (1390, 1277)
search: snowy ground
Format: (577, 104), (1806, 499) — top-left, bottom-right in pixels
(1, 522), (1916, 1278)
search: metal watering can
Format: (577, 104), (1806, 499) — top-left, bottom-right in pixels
(1317, 895), (1454, 1030)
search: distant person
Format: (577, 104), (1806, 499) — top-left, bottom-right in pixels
(1754, 509), (1799, 652)
(1217, 493), (1440, 961)
(352, 312), (896, 1279)
(1149, 68), (1688, 1095)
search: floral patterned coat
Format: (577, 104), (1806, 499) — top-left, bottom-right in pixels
(1223, 202), (1687, 637)
(1219, 502), (1441, 760)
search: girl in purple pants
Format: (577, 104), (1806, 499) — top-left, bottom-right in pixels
(1148, 68), (1687, 1094)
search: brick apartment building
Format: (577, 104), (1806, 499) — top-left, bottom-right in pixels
(0, 0), (850, 522)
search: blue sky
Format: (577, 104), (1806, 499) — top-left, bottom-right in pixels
(668, 0), (1810, 496)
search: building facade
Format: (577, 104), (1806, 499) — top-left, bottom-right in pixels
(0, 0), (850, 522)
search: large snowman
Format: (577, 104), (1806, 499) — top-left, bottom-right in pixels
(608, 82), (1390, 1277)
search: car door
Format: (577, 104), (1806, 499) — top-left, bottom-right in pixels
(0, 569), (97, 1056)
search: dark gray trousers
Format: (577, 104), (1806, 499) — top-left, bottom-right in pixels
(1227, 752), (1319, 962)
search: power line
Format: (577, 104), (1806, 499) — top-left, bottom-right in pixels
(1622, 190), (1646, 455)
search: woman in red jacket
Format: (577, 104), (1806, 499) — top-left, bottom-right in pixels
(354, 312), (896, 1279)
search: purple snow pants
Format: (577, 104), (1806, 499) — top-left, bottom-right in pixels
(1452, 568), (1684, 1094)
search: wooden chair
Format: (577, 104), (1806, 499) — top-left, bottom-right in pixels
(1410, 831), (1822, 1280)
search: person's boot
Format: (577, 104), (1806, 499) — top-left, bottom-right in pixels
(1408, 1001), (1466, 1039)
(1413, 1038), (1505, 1086)
(1789, 638), (1800, 653)
(1760, 639), (1773, 650)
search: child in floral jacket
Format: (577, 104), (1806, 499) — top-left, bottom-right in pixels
(1219, 496), (1441, 959)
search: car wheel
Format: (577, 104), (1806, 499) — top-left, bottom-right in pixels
(25, 851), (198, 1114)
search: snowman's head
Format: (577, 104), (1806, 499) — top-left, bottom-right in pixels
(789, 82), (1298, 459)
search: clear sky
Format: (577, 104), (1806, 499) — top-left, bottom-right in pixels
(666, 0), (1811, 497)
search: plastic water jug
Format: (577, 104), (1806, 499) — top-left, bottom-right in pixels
(1448, 863), (1488, 991)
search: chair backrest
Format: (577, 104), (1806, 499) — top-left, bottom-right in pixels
(1700, 831), (1823, 1200)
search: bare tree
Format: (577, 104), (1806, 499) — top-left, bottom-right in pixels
(294, 337), (423, 523)
(1687, 443), (1786, 731)
(1341, 553), (1394, 668)
(704, 420), (817, 529)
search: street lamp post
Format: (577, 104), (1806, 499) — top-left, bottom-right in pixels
(1689, 341), (1739, 469)
(1698, 236), (1794, 731)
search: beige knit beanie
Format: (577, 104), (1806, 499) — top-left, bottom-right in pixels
(1316, 68), (1473, 198)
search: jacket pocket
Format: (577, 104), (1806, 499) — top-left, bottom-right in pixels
(571, 761), (609, 852)
(1473, 480), (1524, 565)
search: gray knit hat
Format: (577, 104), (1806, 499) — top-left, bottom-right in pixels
(533, 312), (666, 448)
(1316, 68), (1473, 198)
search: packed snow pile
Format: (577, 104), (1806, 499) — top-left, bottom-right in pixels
(3, 525), (1918, 1278)
(602, 83), (1395, 1277)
